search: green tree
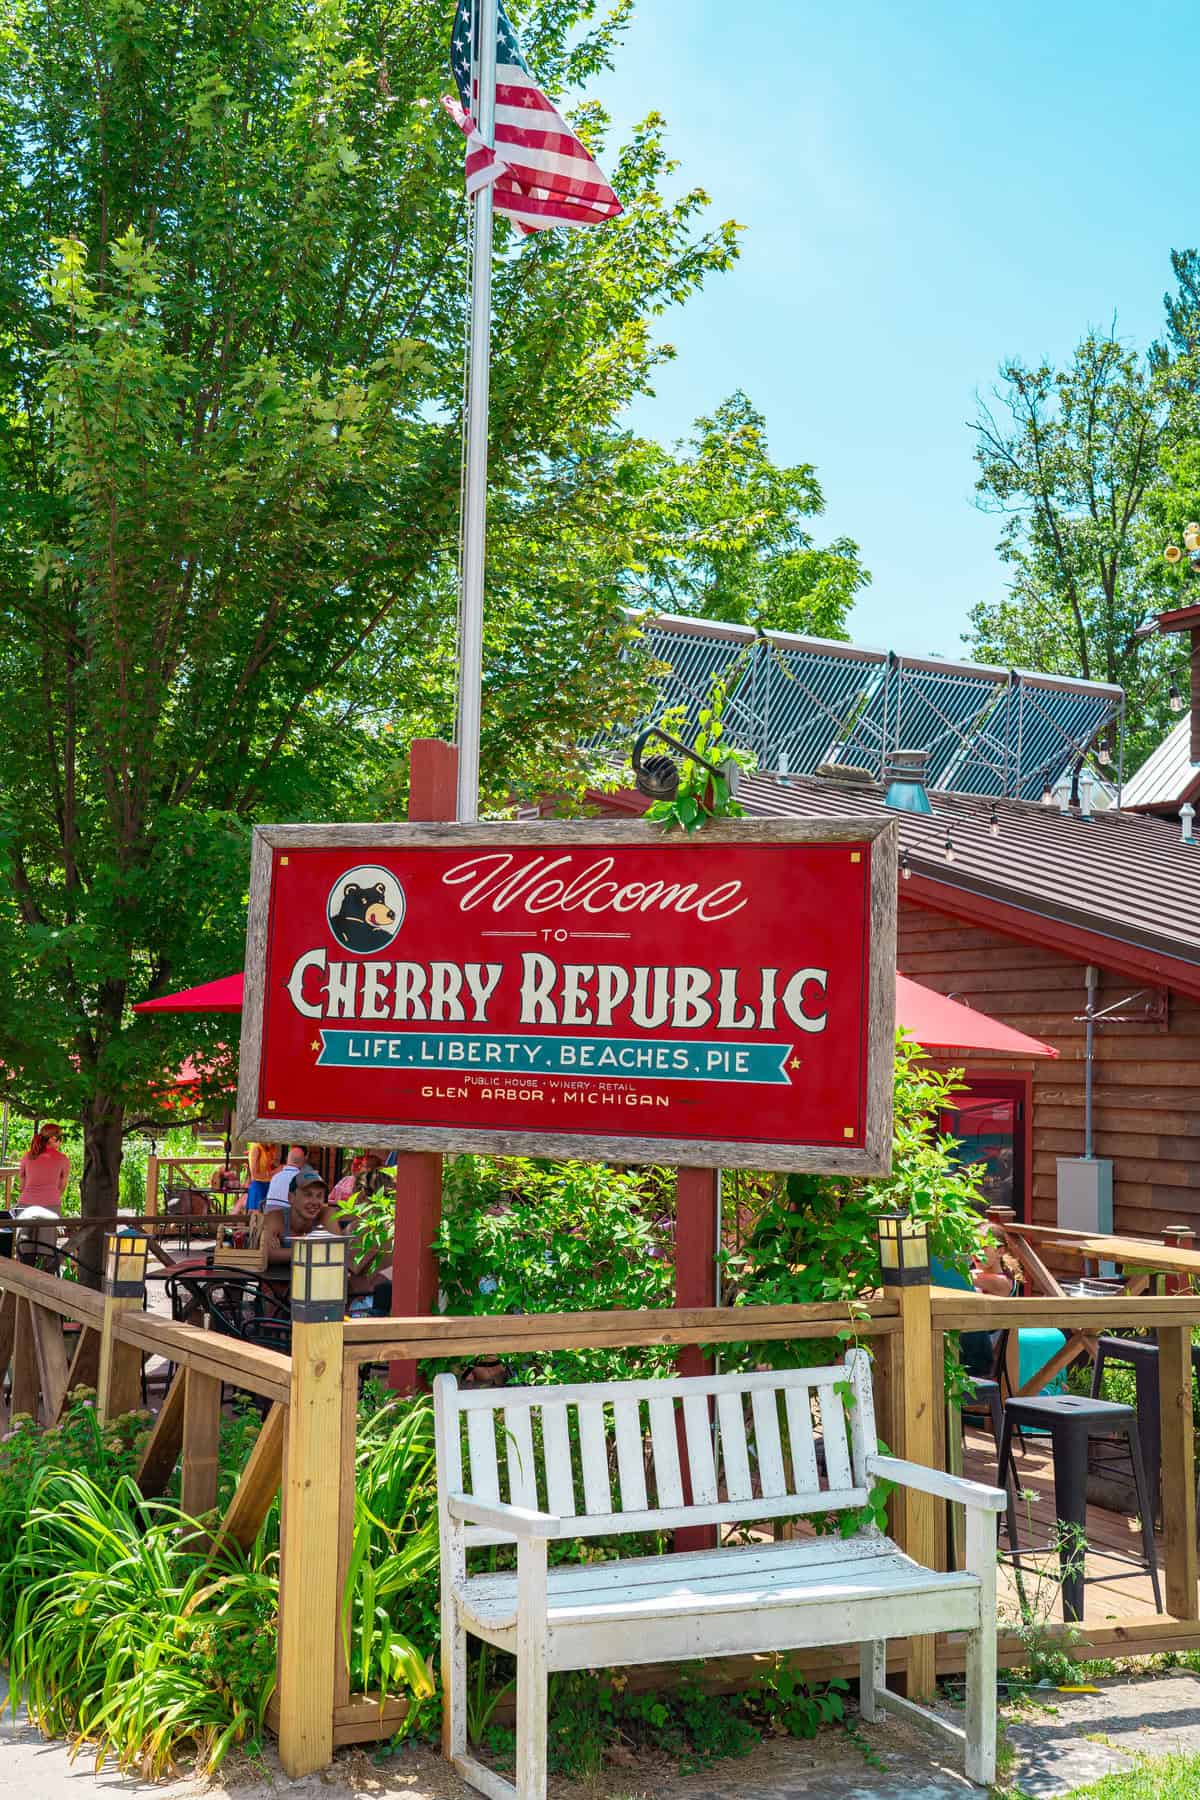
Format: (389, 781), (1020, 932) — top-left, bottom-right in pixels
(968, 332), (1180, 765)
(0, 0), (745, 1226)
(614, 392), (867, 635)
(1141, 249), (1200, 632)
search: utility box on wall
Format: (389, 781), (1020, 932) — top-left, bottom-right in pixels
(1057, 1156), (1114, 1235)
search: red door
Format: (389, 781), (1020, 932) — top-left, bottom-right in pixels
(938, 1076), (1030, 1224)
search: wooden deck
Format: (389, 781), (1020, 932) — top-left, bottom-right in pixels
(963, 1424), (1167, 1626)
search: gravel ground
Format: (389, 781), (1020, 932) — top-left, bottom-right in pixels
(8, 1671), (1200, 1798)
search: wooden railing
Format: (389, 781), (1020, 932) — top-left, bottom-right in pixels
(145, 1154), (248, 1214)
(2, 1252), (1199, 1781)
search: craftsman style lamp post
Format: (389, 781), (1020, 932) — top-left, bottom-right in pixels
(877, 1211), (930, 1287)
(104, 1226), (149, 1297)
(290, 1229), (348, 1322)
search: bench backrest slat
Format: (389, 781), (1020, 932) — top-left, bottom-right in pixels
(541, 1400), (575, 1515)
(751, 1387), (788, 1499)
(434, 1350), (879, 1548)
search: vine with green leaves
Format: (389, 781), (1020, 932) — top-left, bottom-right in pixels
(640, 669), (757, 832)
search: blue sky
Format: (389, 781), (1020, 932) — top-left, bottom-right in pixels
(592, 0), (1187, 656)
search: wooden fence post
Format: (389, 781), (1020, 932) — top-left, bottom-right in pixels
(146, 1155), (160, 1217)
(898, 1262), (937, 1699)
(181, 1368), (222, 1526)
(97, 1231), (147, 1424)
(1158, 1324), (1198, 1621)
(872, 1327), (904, 1545)
(277, 1236), (348, 1778)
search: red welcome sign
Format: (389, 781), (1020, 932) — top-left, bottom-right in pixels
(237, 819), (896, 1172)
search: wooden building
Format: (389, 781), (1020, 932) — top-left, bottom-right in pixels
(595, 767), (1200, 1240)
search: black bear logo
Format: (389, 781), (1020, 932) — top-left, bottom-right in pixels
(330, 881), (398, 954)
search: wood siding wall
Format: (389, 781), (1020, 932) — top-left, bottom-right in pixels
(898, 898), (1200, 1239)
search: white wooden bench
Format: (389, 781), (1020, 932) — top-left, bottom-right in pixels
(433, 1349), (1004, 1800)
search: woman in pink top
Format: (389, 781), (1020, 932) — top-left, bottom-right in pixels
(15, 1123), (70, 1259)
(17, 1122), (70, 1212)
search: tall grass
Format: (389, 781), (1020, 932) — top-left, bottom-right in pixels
(0, 1386), (445, 1775)
(343, 1389), (440, 1712)
(5, 1468), (276, 1778)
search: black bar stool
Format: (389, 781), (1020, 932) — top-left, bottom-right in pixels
(962, 1376), (1021, 1552)
(997, 1394), (1162, 1623)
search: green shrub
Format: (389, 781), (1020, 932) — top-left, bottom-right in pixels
(4, 1467), (276, 1777)
(722, 1037), (988, 1380)
(0, 1387), (439, 1774)
(341, 1390), (439, 1714)
(428, 1155), (675, 1383)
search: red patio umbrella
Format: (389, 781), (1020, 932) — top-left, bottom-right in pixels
(137, 971), (1057, 1058)
(895, 974), (1056, 1059)
(134, 974), (245, 1014)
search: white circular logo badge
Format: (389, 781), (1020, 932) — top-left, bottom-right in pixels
(326, 865), (406, 955)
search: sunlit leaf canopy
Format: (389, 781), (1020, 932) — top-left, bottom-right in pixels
(0, 0), (866, 1207)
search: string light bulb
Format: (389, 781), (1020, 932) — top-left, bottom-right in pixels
(944, 831), (955, 865)
(1040, 770), (1054, 806)
(1170, 683), (1186, 715)
(900, 849), (911, 881)
(989, 801), (999, 838)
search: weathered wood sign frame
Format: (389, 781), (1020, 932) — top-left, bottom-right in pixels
(236, 817), (896, 1174)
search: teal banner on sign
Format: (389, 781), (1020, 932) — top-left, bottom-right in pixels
(317, 1029), (794, 1086)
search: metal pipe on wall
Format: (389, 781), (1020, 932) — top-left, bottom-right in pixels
(1083, 964), (1099, 1158)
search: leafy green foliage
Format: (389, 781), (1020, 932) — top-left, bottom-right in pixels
(428, 1155), (674, 1382)
(642, 670), (757, 834)
(341, 1390), (439, 1715)
(723, 1037), (989, 1355)
(0, 1386), (443, 1773)
(3, 1466), (276, 1777)
(968, 332), (1181, 767)
(613, 393), (869, 634)
(0, 0), (760, 1212)
(485, 1665), (865, 1779)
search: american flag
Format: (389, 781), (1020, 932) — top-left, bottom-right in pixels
(443, 0), (622, 234)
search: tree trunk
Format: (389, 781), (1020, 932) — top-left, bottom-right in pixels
(78, 1097), (125, 1289)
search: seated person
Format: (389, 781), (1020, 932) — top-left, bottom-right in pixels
(261, 1166), (341, 1264)
(972, 1237), (1018, 1298)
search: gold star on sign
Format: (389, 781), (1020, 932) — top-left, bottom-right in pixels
(789, 1057), (801, 1071)
(311, 1039), (321, 1052)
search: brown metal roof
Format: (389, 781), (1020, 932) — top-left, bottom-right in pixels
(735, 770), (1200, 973)
(1121, 718), (1200, 814)
(1157, 603), (1200, 634)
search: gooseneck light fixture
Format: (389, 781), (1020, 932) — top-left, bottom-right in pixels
(631, 726), (731, 802)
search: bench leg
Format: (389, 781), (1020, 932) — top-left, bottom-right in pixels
(859, 1640), (885, 1721)
(515, 1539), (548, 1800)
(965, 1509), (998, 1787)
(444, 1540), (467, 1764)
(441, 1598), (467, 1761)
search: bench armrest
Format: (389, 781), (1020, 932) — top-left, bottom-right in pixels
(447, 1493), (562, 1538)
(866, 1453), (1006, 1514)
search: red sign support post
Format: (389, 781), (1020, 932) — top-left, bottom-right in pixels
(674, 1164), (720, 1550)
(391, 738), (458, 1391)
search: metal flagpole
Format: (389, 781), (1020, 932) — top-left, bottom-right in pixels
(455, 0), (498, 824)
